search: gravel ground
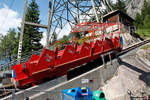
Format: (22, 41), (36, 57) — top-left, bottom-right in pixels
(101, 45), (150, 100)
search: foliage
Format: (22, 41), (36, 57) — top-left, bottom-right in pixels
(0, 29), (17, 61)
(141, 0), (150, 19)
(51, 32), (57, 43)
(144, 15), (150, 29)
(14, 0), (43, 56)
(112, 0), (126, 12)
(134, 0), (150, 37)
(134, 13), (143, 28)
(0, 34), (3, 45)
(58, 35), (69, 49)
(141, 44), (150, 50)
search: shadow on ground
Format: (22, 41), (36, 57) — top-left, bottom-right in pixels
(117, 57), (150, 87)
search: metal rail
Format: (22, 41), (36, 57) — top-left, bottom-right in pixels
(117, 39), (150, 56)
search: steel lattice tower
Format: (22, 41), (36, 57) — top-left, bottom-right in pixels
(47, 0), (113, 42)
(17, 0), (112, 63)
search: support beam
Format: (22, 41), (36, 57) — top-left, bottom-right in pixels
(17, 0), (28, 64)
(105, 0), (113, 11)
(109, 52), (112, 65)
(24, 22), (48, 29)
(46, 0), (52, 45)
(91, 0), (99, 22)
(76, 1), (80, 24)
(46, 0), (55, 45)
(17, 0), (52, 64)
(101, 55), (106, 68)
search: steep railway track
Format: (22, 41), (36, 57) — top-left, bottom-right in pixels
(68, 39), (150, 79)
(118, 39), (150, 56)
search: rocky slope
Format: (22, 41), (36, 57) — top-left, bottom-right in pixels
(102, 43), (150, 100)
(126, 0), (150, 19)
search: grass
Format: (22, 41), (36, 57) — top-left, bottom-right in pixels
(141, 44), (150, 50)
(136, 29), (150, 38)
(137, 29), (150, 49)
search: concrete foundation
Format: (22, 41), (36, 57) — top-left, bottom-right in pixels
(1, 59), (119, 100)
(2, 75), (67, 100)
(29, 59), (119, 100)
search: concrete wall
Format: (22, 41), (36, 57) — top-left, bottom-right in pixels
(30, 59), (119, 100)
(2, 59), (119, 100)
(2, 75), (67, 100)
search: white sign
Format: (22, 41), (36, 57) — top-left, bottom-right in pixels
(81, 79), (89, 84)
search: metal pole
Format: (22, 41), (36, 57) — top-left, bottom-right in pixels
(101, 55), (106, 68)
(47, 0), (55, 46)
(46, 0), (56, 45)
(46, 0), (52, 45)
(109, 52), (112, 65)
(17, 0), (28, 64)
(12, 89), (15, 100)
(91, 0), (99, 22)
(76, 1), (80, 24)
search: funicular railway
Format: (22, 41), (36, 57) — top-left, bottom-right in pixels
(2, 22), (150, 99)
(11, 22), (122, 88)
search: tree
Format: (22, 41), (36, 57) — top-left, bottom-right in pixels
(59, 35), (70, 50)
(51, 32), (57, 43)
(14, 0), (43, 56)
(134, 0), (150, 37)
(134, 0), (150, 28)
(60, 35), (69, 43)
(0, 34), (4, 58)
(144, 15), (150, 29)
(0, 33), (3, 44)
(0, 29), (17, 61)
(135, 1), (150, 27)
(112, 0), (126, 12)
(134, 13), (143, 28)
(141, 0), (150, 20)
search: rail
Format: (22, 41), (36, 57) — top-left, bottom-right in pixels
(117, 39), (150, 56)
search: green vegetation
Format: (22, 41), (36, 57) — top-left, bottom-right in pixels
(0, 29), (17, 61)
(14, 0), (43, 56)
(0, 0), (43, 60)
(134, 0), (150, 38)
(111, 0), (126, 13)
(51, 32), (57, 43)
(141, 44), (150, 50)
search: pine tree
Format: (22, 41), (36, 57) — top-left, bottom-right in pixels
(0, 29), (17, 61)
(144, 15), (150, 29)
(20, 0), (43, 56)
(134, 13), (143, 28)
(141, 0), (150, 20)
(113, 0), (126, 12)
(134, 0), (150, 37)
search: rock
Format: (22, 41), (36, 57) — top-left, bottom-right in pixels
(126, 0), (150, 19)
(102, 65), (146, 100)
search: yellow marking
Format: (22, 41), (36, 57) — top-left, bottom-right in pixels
(81, 87), (86, 89)
(32, 68), (51, 75)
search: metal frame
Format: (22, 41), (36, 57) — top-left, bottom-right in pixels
(17, 0), (114, 63)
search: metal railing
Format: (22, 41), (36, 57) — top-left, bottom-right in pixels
(0, 49), (43, 74)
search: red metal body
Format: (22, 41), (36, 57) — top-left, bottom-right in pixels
(11, 22), (122, 88)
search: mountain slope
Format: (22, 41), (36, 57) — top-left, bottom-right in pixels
(126, 0), (150, 19)
(126, 0), (143, 19)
